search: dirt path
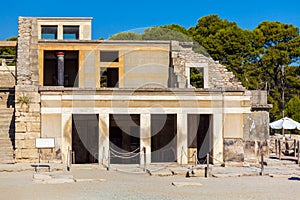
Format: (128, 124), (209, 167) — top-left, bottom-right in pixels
(0, 168), (300, 200)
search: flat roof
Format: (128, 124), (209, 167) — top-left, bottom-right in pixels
(36, 17), (93, 21)
(38, 40), (172, 45)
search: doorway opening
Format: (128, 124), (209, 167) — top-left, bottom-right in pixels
(109, 114), (140, 164)
(72, 114), (99, 164)
(151, 114), (177, 162)
(188, 114), (213, 164)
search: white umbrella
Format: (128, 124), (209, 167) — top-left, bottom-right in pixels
(269, 117), (300, 130)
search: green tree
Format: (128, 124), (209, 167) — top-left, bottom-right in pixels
(189, 15), (254, 88)
(109, 32), (141, 40)
(286, 96), (300, 122)
(252, 22), (300, 120)
(0, 36), (17, 66)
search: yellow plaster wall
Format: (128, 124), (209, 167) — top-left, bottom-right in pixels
(41, 114), (61, 139)
(38, 43), (170, 88)
(223, 114), (243, 139)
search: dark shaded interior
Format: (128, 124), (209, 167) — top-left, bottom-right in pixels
(72, 114), (99, 164)
(100, 67), (119, 88)
(100, 51), (119, 62)
(109, 114), (140, 164)
(43, 50), (79, 87)
(151, 114), (177, 162)
(188, 114), (212, 164)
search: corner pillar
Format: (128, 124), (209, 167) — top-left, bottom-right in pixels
(177, 113), (188, 165)
(140, 114), (151, 165)
(98, 114), (110, 166)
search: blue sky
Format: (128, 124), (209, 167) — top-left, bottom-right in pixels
(0, 0), (300, 40)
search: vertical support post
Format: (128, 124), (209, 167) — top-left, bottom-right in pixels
(143, 147), (146, 172)
(275, 139), (278, 157)
(294, 139), (297, 158)
(180, 147), (183, 166)
(278, 140), (281, 160)
(260, 153), (264, 176)
(140, 114), (151, 166)
(297, 141), (300, 165)
(67, 146), (71, 171)
(177, 114), (188, 165)
(56, 51), (65, 86)
(102, 146), (105, 166)
(107, 149), (110, 170)
(194, 151), (197, 167)
(205, 153), (210, 178)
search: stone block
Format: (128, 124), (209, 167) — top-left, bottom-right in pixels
(27, 122), (40, 132)
(25, 132), (40, 139)
(23, 140), (36, 149)
(15, 133), (26, 140)
(15, 122), (26, 132)
(224, 139), (244, 162)
(29, 103), (40, 112)
(21, 149), (38, 159)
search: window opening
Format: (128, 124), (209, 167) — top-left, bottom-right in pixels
(100, 67), (119, 88)
(63, 26), (79, 40)
(41, 26), (58, 39)
(190, 67), (204, 88)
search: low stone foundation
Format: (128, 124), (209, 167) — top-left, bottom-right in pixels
(224, 138), (269, 166)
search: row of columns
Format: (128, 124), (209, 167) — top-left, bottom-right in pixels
(61, 113), (224, 166)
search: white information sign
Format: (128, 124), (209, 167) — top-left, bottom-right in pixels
(35, 138), (55, 149)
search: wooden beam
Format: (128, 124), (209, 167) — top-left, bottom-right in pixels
(0, 41), (17, 47)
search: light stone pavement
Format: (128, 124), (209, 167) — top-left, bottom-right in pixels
(0, 159), (300, 200)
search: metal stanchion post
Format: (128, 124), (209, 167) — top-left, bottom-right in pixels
(278, 140), (281, 160)
(67, 147), (71, 171)
(107, 150), (110, 171)
(102, 147), (105, 165)
(294, 139), (297, 158)
(260, 153), (264, 176)
(297, 141), (300, 165)
(143, 147), (146, 172)
(205, 153), (209, 178)
(275, 139), (278, 157)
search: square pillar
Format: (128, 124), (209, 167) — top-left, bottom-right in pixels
(98, 114), (110, 166)
(61, 113), (72, 164)
(213, 113), (223, 164)
(177, 114), (188, 165)
(140, 114), (151, 165)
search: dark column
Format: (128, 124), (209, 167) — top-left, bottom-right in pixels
(56, 52), (65, 86)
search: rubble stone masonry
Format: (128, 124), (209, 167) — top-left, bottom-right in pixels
(15, 17), (40, 162)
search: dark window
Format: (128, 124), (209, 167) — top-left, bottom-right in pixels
(63, 26), (79, 40)
(100, 67), (119, 88)
(41, 26), (58, 39)
(100, 51), (119, 62)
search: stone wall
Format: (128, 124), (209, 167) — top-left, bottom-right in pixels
(171, 41), (244, 89)
(15, 17), (40, 162)
(0, 62), (16, 88)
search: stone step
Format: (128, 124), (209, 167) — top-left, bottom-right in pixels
(0, 121), (14, 126)
(0, 160), (15, 164)
(0, 143), (14, 148)
(0, 108), (14, 114)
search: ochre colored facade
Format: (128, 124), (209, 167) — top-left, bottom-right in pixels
(9, 17), (271, 166)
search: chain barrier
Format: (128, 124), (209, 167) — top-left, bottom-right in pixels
(110, 149), (140, 159)
(109, 147), (140, 156)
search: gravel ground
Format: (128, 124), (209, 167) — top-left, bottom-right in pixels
(0, 166), (300, 200)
